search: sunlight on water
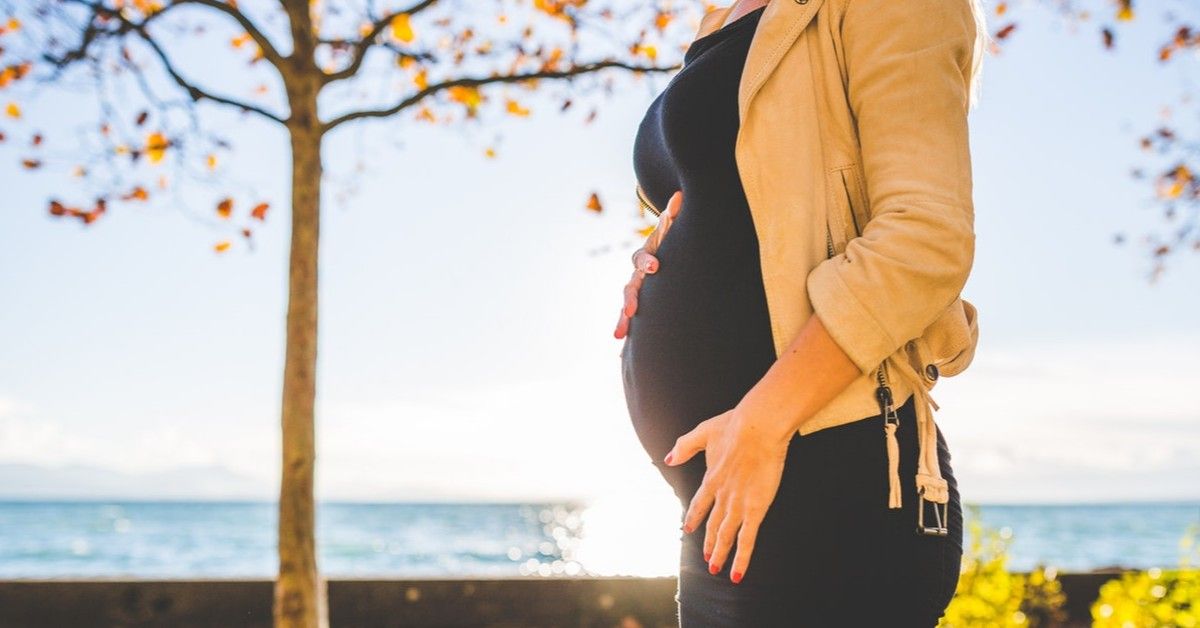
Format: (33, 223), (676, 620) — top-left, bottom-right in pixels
(575, 486), (682, 577)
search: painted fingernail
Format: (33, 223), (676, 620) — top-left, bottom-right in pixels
(708, 562), (719, 575)
(682, 523), (692, 534)
(703, 550), (711, 562)
(731, 571), (743, 584)
(663, 451), (674, 465)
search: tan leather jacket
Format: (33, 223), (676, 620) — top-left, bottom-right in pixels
(633, 0), (981, 524)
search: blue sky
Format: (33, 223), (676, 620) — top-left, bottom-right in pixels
(1, 2), (1198, 507)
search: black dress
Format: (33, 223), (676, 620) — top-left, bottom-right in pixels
(619, 6), (964, 626)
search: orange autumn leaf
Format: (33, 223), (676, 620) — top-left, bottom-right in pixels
(505, 99), (531, 117)
(413, 68), (428, 90)
(230, 32), (252, 48)
(390, 13), (415, 43)
(214, 240), (232, 253)
(636, 224), (655, 238)
(484, 147), (496, 158)
(122, 186), (149, 201)
(216, 197), (233, 219)
(0, 63), (30, 88)
(448, 85), (483, 114)
(585, 192), (602, 213)
(1116, 0), (1133, 21)
(146, 131), (169, 164)
(206, 154), (218, 170)
(21, 158), (40, 169)
(5, 102), (20, 119)
(250, 202), (269, 220)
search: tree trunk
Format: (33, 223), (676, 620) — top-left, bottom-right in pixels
(274, 91), (327, 628)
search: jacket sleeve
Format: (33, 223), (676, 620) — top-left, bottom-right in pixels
(806, 0), (978, 376)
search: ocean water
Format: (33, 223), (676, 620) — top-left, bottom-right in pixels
(0, 500), (1196, 578)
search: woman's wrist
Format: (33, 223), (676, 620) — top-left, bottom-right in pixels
(734, 374), (812, 446)
(735, 313), (863, 444)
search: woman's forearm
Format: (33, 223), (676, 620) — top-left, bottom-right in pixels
(736, 312), (864, 444)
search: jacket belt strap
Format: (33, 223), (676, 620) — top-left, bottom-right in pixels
(883, 355), (949, 510)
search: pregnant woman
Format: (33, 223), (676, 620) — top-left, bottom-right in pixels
(615, 0), (987, 625)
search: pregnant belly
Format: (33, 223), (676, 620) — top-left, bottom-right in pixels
(619, 256), (778, 463)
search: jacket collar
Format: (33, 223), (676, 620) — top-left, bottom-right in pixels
(741, 0), (826, 117)
(696, 0), (828, 120)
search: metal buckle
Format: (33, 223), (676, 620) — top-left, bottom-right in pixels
(916, 486), (949, 537)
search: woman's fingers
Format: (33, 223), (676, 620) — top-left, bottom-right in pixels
(632, 249), (659, 275)
(613, 308), (630, 339)
(623, 269), (644, 317)
(615, 190), (680, 339)
(708, 502), (743, 577)
(664, 189), (683, 220)
(613, 266), (647, 338)
(644, 190), (683, 256)
(727, 513), (761, 584)
(664, 417), (709, 467)
(682, 472), (716, 534)
(704, 495), (731, 571)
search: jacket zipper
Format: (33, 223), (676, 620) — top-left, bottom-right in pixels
(828, 195), (895, 424)
(635, 184), (661, 218)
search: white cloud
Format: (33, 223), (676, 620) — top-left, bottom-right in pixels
(2, 331), (1197, 504)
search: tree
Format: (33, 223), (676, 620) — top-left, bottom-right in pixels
(988, 0), (1200, 278)
(0, 1), (684, 625)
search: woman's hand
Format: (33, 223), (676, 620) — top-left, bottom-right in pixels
(663, 402), (793, 584)
(613, 190), (683, 339)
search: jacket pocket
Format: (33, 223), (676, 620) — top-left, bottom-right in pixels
(824, 165), (859, 256)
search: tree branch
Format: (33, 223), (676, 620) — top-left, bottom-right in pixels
(321, 0), (441, 84)
(321, 59), (677, 133)
(48, 1), (287, 125)
(172, 0), (287, 69)
(134, 25), (288, 124)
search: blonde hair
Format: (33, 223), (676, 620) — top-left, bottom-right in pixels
(965, 0), (993, 111)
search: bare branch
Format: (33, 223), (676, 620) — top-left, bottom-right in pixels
(321, 0), (441, 84)
(322, 59), (676, 132)
(132, 22), (287, 123)
(172, 0), (287, 69)
(48, 1), (287, 125)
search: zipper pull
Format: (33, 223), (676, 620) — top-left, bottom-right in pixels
(874, 364), (899, 427)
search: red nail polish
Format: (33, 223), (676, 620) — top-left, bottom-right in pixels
(703, 550), (711, 562)
(682, 523), (692, 534)
(708, 562), (719, 575)
(664, 451), (674, 464)
(731, 571), (743, 584)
